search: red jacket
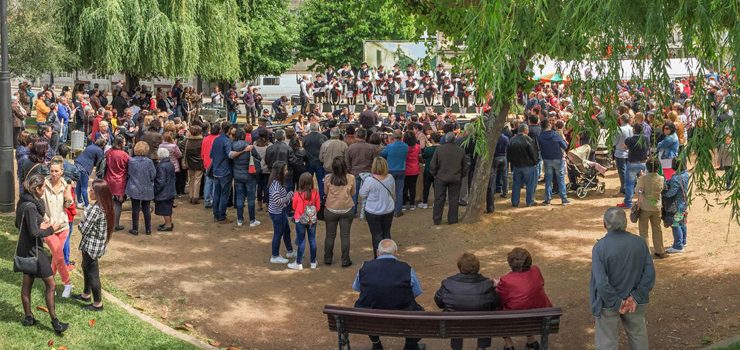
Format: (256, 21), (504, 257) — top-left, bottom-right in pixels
(496, 265), (552, 310)
(405, 144), (420, 176)
(201, 134), (218, 169)
(292, 189), (320, 222)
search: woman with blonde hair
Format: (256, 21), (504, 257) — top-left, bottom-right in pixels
(359, 157), (396, 258)
(125, 141), (156, 235)
(42, 156), (75, 297)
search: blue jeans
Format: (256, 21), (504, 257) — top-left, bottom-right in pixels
(511, 166), (536, 207)
(64, 222), (73, 265)
(615, 157), (627, 193)
(352, 174), (366, 215)
(212, 174), (233, 221)
(75, 164), (90, 206)
(228, 111), (237, 124)
(391, 171), (405, 214)
(307, 165), (326, 200)
(270, 211), (293, 257)
(294, 222), (317, 264)
(204, 175), (214, 206)
(624, 162), (646, 207)
(671, 222), (687, 250)
(235, 178), (257, 222)
(544, 159), (567, 202)
(493, 156), (508, 196)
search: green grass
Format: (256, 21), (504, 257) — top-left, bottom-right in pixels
(0, 215), (198, 350)
(716, 342), (740, 350)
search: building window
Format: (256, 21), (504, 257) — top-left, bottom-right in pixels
(262, 77), (280, 86)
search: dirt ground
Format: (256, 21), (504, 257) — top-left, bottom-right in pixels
(70, 173), (740, 350)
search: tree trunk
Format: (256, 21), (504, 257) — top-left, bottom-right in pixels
(462, 103), (511, 223)
(124, 73), (140, 93)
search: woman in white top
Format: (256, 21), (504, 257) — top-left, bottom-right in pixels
(359, 157), (396, 258)
(42, 156), (75, 297)
(323, 157), (355, 267)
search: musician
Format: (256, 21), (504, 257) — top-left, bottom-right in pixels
(435, 63), (447, 102)
(358, 62), (371, 80)
(405, 76), (419, 107)
(328, 76), (343, 112)
(406, 64), (418, 80)
(391, 64), (401, 78)
(442, 77), (455, 111)
(386, 76), (400, 116)
(325, 66), (336, 83)
(455, 74), (469, 117)
(313, 74), (326, 112)
(339, 63), (355, 98)
(346, 77), (358, 114)
(359, 75), (373, 106)
(297, 74), (310, 115)
(374, 66), (387, 103)
(420, 74), (436, 113)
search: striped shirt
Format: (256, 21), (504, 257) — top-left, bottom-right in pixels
(268, 180), (293, 215)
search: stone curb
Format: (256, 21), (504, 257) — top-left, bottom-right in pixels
(702, 335), (740, 350)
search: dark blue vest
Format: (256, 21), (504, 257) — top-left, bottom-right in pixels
(354, 258), (422, 311)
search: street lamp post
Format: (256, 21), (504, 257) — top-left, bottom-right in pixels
(0, 0), (15, 212)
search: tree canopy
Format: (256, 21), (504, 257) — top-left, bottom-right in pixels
(409, 0), (738, 224)
(297, 0), (417, 71)
(7, 0), (78, 78)
(238, 0), (298, 80)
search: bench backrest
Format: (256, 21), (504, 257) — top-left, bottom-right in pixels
(323, 305), (562, 338)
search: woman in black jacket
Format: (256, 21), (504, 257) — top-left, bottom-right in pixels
(231, 128), (261, 227)
(15, 174), (68, 333)
(435, 252), (499, 350)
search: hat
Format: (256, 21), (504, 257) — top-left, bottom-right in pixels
(262, 109), (270, 114)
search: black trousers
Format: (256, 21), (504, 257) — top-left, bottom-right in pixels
(403, 174), (418, 206)
(323, 210), (353, 266)
(299, 95), (308, 114)
(451, 337), (491, 350)
(131, 199), (152, 232)
(433, 179), (461, 225)
(82, 251), (102, 303)
(365, 211), (393, 258)
(422, 172), (434, 204)
(443, 94), (453, 108)
(176, 170), (187, 195)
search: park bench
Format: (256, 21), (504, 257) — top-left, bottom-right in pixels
(323, 305), (563, 350)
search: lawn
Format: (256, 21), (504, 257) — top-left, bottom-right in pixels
(0, 215), (199, 350)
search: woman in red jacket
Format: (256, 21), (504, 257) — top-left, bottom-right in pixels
(496, 247), (552, 350)
(288, 172), (320, 270)
(402, 131), (420, 211)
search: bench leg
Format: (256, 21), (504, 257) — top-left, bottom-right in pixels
(541, 316), (552, 350)
(334, 315), (350, 350)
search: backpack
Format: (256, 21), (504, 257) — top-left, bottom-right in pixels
(299, 204), (317, 225)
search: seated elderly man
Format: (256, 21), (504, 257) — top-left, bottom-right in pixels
(435, 252), (499, 350)
(352, 239), (426, 350)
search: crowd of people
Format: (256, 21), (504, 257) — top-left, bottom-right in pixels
(8, 62), (734, 345)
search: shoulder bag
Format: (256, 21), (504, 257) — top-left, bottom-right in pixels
(13, 208), (39, 274)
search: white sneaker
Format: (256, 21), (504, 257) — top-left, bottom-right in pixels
(410, 205), (416, 211)
(249, 220), (261, 227)
(665, 247), (684, 254)
(310, 262), (318, 269)
(287, 262), (303, 270)
(76, 203), (85, 209)
(62, 284), (73, 298)
(416, 203), (426, 209)
(236, 220), (244, 227)
(285, 251), (297, 259)
(270, 256), (289, 264)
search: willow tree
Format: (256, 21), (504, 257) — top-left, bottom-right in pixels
(410, 0), (739, 225)
(58, 0), (243, 85)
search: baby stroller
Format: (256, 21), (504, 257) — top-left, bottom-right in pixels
(567, 145), (608, 198)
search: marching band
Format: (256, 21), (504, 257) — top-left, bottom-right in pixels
(298, 62), (481, 117)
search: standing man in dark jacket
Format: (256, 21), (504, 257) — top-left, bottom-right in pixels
(303, 122), (328, 198)
(619, 123), (649, 209)
(359, 105), (379, 134)
(346, 128), (376, 214)
(180, 125), (204, 204)
(430, 132), (468, 225)
(230, 129), (260, 227)
(527, 115), (543, 183)
(210, 122), (234, 223)
(435, 252), (500, 350)
(538, 119), (571, 206)
(265, 129), (296, 190)
(507, 124), (538, 207)
(353, 239), (425, 350)
(487, 132), (509, 213)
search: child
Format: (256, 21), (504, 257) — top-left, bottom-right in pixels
(289, 172), (321, 270)
(268, 161), (296, 264)
(495, 248), (553, 350)
(57, 144), (80, 270)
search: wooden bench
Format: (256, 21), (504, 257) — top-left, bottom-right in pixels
(323, 305), (563, 350)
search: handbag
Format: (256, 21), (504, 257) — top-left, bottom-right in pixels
(13, 209), (39, 275)
(630, 205), (641, 223)
(248, 153), (257, 174)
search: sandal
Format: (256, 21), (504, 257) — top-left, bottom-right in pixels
(72, 294), (91, 302)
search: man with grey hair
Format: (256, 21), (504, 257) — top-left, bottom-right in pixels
(430, 132), (468, 225)
(353, 239), (425, 350)
(265, 128), (296, 190)
(507, 123), (538, 207)
(590, 207), (655, 350)
(319, 127), (348, 175)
